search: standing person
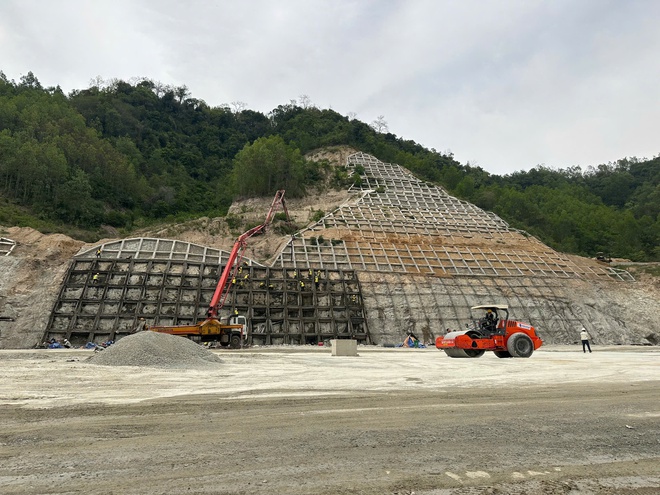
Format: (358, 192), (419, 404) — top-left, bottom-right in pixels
(580, 326), (592, 353)
(135, 318), (147, 333)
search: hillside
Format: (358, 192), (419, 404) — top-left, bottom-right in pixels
(1, 151), (658, 350)
(1, 74), (658, 262)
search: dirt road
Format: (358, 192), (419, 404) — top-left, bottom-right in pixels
(1, 346), (659, 494)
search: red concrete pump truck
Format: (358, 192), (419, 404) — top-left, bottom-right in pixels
(149, 190), (290, 348)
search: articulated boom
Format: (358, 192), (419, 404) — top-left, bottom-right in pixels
(149, 190), (290, 347)
(207, 189), (289, 318)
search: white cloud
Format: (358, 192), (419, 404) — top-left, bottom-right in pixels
(1, 0), (658, 175)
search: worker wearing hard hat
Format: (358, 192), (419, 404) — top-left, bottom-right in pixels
(483, 309), (497, 332)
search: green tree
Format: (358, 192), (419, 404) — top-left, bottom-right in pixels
(232, 136), (306, 198)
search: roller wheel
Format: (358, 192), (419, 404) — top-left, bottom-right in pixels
(463, 330), (485, 358)
(443, 348), (485, 358)
(464, 348), (485, 358)
(493, 350), (512, 358)
(506, 333), (534, 358)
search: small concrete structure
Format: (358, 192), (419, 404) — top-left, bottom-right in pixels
(331, 339), (358, 356)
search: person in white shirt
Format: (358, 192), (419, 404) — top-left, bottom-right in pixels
(580, 327), (592, 353)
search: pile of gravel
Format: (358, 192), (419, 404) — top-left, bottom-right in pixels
(87, 331), (222, 369)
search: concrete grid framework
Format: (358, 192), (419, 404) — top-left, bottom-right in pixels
(0, 237), (16, 256)
(274, 152), (632, 282)
(45, 256), (369, 346)
(43, 152), (637, 346)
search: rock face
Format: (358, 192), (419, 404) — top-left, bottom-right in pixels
(0, 227), (83, 349)
(358, 272), (659, 346)
(1, 152), (659, 349)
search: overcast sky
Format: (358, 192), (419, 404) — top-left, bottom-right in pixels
(1, 0), (658, 175)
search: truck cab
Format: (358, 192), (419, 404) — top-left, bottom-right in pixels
(227, 315), (248, 345)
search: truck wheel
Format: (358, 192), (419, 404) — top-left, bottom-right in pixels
(494, 350), (512, 358)
(506, 333), (534, 358)
(229, 335), (241, 349)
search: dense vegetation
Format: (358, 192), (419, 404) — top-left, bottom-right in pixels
(0, 72), (658, 261)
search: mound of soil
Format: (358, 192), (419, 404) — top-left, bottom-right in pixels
(87, 331), (222, 369)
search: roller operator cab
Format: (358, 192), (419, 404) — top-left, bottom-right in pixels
(435, 305), (543, 358)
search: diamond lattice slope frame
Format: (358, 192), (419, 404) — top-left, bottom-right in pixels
(75, 237), (253, 266)
(42, 152), (635, 346)
(273, 152), (632, 282)
(0, 237), (17, 256)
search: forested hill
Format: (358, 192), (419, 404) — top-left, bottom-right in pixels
(0, 72), (658, 261)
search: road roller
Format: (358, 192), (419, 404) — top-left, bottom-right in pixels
(436, 305), (543, 358)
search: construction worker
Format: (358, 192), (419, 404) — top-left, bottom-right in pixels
(580, 326), (592, 353)
(96, 247), (102, 258)
(135, 318), (147, 333)
(92, 273), (99, 284)
(300, 280), (305, 290)
(483, 309), (497, 332)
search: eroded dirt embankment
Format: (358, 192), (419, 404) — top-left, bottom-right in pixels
(0, 227), (84, 348)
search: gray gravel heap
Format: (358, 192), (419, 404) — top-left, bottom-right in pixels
(87, 331), (222, 369)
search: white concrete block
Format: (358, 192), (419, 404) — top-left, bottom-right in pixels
(331, 339), (358, 356)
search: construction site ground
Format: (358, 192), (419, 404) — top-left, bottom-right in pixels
(1, 345), (659, 495)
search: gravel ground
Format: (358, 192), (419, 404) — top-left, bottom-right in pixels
(0, 345), (658, 494)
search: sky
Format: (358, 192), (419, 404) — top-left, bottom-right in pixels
(1, 0), (658, 175)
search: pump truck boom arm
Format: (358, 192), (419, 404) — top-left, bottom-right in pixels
(149, 190), (289, 346)
(207, 189), (289, 318)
